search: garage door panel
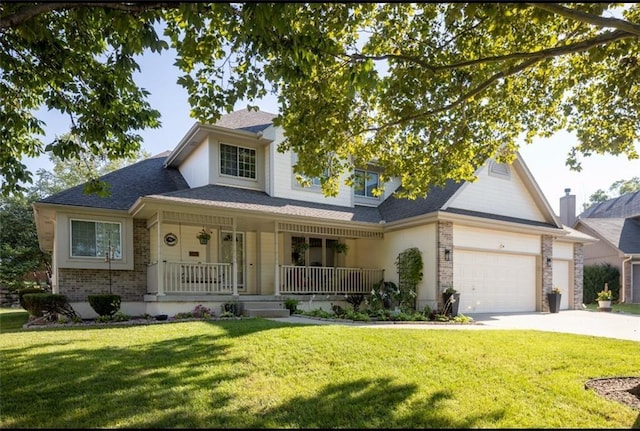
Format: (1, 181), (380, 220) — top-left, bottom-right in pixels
(454, 250), (536, 313)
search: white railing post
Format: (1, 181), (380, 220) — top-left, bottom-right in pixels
(274, 221), (280, 296)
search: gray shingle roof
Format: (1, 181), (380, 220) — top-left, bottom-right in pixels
(150, 184), (383, 223)
(38, 153), (189, 210)
(580, 190), (640, 219)
(579, 217), (640, 253)
(214, 108), (277, 132)
(378, 180), (464, 223)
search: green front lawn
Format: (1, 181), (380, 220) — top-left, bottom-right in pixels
(584, 302), (640, 315)
(0, 308), (637, 428)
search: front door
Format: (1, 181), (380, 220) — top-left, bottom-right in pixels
(221, 232), (244, 290)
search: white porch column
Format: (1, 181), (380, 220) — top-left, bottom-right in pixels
(157, 212), (165, 296)
(232, 220), (238, 297)
(274, 221), (280, 296)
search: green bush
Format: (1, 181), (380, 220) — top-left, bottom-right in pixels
(583, 263), (620, 304)
(17, 286), (46, 309)
(22, 293), (78, 321)
(88, 294), (122, 317)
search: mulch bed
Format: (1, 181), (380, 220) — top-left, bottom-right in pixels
(585, 377), (640, 411)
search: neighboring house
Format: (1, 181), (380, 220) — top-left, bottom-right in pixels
(33, 108), (595, 318)
(563, 190), (640, 303)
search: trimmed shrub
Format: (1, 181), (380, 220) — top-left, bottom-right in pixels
(22, 293), (79, 321)
(583, 263), (620, 304)
(17, 286), (46, 309)
(88, 294), (122, 317)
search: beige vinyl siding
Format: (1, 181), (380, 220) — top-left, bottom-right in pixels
(160, 224), (218, 263)
(449, 164), (547, 222)
(177, 136), (210, 188)
(270, 149), (353, 206)
(259, 232), (276, 294)
(552, 242), (574, 260)
(552, 259), (571, 309)
(375, 223), (437, 309)
(453, 225), (540, 254)
(55, 212), (134, 271)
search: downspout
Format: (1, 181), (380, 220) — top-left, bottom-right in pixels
(621, 255), (632, 303)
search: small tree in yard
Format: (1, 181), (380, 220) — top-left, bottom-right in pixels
(395, 248), (423, 312)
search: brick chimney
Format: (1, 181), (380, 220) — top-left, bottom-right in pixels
(559, 188), (576, 227)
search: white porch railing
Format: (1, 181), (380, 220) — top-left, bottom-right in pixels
(163, 261), (233, 294)
(280, 265), (384, 295)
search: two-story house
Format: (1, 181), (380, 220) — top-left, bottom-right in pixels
(33, 108), (595, 318)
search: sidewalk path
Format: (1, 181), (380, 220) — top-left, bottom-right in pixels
(268, 310), (639, 342)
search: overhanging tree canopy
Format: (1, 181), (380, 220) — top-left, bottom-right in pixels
(2, 2), (639, 198)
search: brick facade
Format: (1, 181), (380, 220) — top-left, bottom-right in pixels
(437, 221), (453, 307)
(57, 219), (149, 302)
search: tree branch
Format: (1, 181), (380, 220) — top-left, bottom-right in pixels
(529, 3), (640, 37)
(350, 29), (631, 73)
(359, 29), (632, 134)
(0, 2), (180, 29)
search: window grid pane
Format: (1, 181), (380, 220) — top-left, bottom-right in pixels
(221, 144), (256, 179)
(220, 144), (238, 176)
(71, 220), (121, 258)
(354, 169), (379, 197)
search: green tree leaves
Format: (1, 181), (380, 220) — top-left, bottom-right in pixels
(2, 3), (639, 199)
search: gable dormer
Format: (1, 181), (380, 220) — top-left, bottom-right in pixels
(165, 110), (275, 191)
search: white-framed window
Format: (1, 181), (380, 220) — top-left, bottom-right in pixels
(354, 169), (380, 198)
(220, 143), (256, 179)
(291, 152), (327, 189)
(70, 219), (122, 259)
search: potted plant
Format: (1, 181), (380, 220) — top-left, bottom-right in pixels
(547, 286), (561, 313)
(596, 288), (613, 310)
(442, 286), (460, 317)
(196, 228), (211, 245)
(333, 242), (349, 255)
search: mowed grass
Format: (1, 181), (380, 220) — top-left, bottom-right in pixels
(1, 308), (638, 428)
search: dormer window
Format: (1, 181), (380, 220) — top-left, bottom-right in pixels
(354, 169), (380, 198)
(220, 143), (256, 179)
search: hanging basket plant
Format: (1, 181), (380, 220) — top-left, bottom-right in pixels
(197, 228), (211, 244)
(333, 242), (349, 255)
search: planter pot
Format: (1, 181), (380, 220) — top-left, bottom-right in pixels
(547, 293), (561, 313)
(198, 237), (209, 245)
(598, 300), (612, 310)
(442, 292), (460, 317)
(155, 314), (168, 321)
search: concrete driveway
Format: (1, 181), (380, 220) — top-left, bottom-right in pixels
(269, 310), (639, 342)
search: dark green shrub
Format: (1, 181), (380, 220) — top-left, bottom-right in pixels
(17, 286), (46, 309)
(88, 294), (122, 317)
(583, 263), (620, 304)
(22, 293), (79, 320)
(284, 298), (300, 314)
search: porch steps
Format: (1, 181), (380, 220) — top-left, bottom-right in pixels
(242, 301), (291, 318)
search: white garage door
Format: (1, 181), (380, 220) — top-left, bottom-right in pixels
(552, 260), (570, 310)
(453, 250), (536, 313)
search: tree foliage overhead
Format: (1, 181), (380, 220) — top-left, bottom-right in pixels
(2, 2), (639, 198)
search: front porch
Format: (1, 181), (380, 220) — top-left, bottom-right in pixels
(147, 261), (384, 296)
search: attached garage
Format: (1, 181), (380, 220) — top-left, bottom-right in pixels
(453, 250), (537, 313)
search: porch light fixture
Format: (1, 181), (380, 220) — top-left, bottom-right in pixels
(444, 249), (451, 261)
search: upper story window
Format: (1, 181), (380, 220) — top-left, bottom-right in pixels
(70, 219), (121, 259)
(292, 152), (327, 189)
(354, 169), (380, 198)
(220, 143), (256, 179)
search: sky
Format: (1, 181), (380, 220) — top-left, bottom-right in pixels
(24, 47), (640, 216)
